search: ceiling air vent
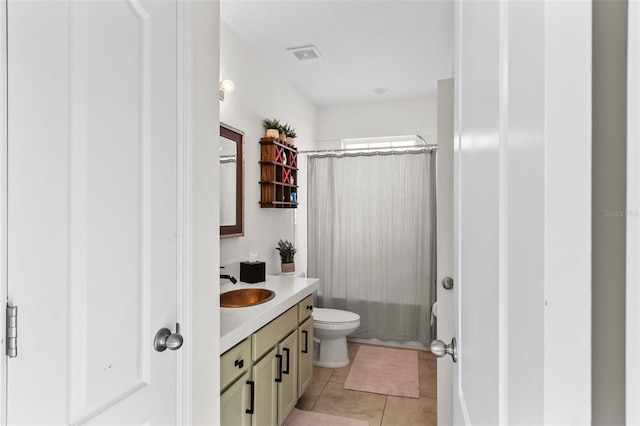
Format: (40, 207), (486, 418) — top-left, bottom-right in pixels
(371, 88), (391, 96)
(287, 45), (322, 61)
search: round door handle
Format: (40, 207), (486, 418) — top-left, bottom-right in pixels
(442, 277), (454, 290)
(430, 337), (457, 362)
(154, 323), (184, 352)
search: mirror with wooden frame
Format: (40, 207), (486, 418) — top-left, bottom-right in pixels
(220, 123), (244, 238)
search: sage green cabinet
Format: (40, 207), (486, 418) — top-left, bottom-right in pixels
(297, 317), (313, 398)
(220, 338), (252, 426)
(221, 338), (251, 390)
(277, 331), (298, 423)
(252, 307), (297, 361)
(297, 294), (314, 323)
(221, 296), (315, 426)
(251, 347), (278, 426)
(221, 371), (251, 426)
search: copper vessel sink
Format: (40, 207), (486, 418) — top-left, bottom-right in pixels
(220, 288), (275, 308)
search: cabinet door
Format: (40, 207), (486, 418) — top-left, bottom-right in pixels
(221, 371), (251, 426)
(277, 331), (298, 425)
(297, 317), (314, 398)
(253, 347), (278, 426)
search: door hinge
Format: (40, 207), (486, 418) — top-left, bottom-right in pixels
(6, 305), (17, 358)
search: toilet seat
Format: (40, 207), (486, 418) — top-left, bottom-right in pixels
(313, 308), (360, 330)
(312, 308), (360, 324)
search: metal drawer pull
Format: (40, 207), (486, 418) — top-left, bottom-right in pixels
(283, 347), (290, 374)
(234, 359), (244, 369)
(306, 305), (313, 311)
(246, 380), (255, 414)
(275, 354), (283, 382)
(302, 330), (308, 354)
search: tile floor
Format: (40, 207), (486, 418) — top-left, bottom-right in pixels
(294, 342), (437, 426)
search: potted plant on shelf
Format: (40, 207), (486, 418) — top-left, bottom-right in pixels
(263, 118), (281, 139)
(284, 126), (297, 147)
(276, 239), (297, 274)
(278, 123), (289, 144)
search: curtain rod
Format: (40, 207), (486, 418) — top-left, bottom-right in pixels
(298, 145), (437, 158)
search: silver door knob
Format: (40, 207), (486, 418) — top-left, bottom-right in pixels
(154, 323), (184, 352)
(442, 277), (454, 290)
(430, 337), (457, 362)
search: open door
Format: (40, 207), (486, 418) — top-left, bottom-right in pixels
(434, 1), (592, 424)
(435, 79), (455, 426)
(3, 1), (187, 423)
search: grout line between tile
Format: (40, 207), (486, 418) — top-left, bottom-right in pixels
(310, 377), (331, 411)
(379, 395), (389, 426)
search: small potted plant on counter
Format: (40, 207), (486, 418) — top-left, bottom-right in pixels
(263, 118), (281, 139)
(276, 239), (297, 274)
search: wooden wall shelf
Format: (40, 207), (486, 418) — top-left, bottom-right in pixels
(259, 137), (299, 208)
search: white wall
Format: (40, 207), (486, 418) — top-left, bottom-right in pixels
(316, 96), (437, 147)
(219, 21), (316, 277)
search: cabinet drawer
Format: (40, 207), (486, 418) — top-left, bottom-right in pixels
(252, 306), (297, 361)
(221, 338), (251, 391)
(297, 294), (314, 323)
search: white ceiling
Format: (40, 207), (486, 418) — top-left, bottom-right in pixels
(220, 0), (454, 107)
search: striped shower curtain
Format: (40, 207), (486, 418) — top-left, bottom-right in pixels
(307, 149), (436, 343)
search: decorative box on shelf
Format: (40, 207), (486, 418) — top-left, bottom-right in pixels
(259, 137), (299, 209)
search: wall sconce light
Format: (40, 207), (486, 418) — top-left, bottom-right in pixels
(219, 79), (235, 101)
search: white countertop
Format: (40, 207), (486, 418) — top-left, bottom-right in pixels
(220, 275), (319, 354)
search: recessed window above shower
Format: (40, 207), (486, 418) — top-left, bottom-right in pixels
(340, 135), (434, 151)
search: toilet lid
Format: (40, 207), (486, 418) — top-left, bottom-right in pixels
(313, 308), (360, 323)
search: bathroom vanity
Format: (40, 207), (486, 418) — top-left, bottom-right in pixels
(220, 276), (318, 426)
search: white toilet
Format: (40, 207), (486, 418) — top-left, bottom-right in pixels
(312, 307), (361, 368)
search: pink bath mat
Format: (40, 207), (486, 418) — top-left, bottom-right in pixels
(343, 345), (420, 398)
(283, 408), (368, 426)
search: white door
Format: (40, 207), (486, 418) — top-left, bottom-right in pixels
(453, 3), (502, 423)
(5, 0), (181, 423)
(451, 1), (591, 424)
(435, 78), (454, 426)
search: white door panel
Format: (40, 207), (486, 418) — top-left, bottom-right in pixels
(7, 1), (178, 423)
(454, 0), (500, 423)
(436, 78), (454, 426)
(453, 1), (591, 424)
